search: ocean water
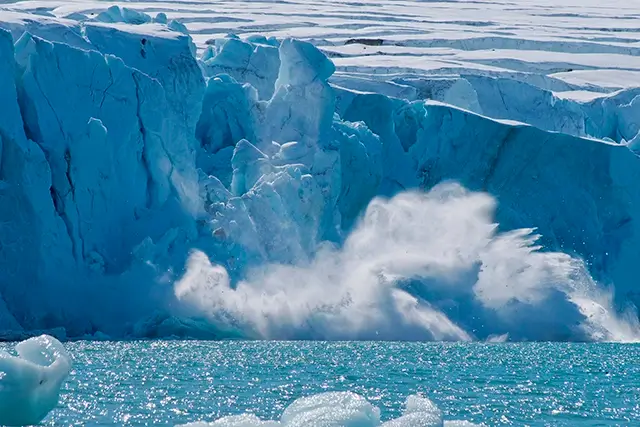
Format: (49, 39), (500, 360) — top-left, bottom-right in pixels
(19, 341), (640, 426)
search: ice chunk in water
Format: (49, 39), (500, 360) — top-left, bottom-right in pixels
(178, 392), (481, 426)
(0, 335), (71, 426)
(281, 391), (381, 426)
(182, 413), (280, 426)
(381, 395), (443, 427)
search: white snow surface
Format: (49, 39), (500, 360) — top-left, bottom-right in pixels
(0, 0), (640, 341)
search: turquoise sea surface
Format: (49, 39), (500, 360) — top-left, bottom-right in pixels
(11, 341), (640, 426)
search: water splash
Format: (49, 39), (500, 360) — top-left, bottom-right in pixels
(175, 183), (640, 342)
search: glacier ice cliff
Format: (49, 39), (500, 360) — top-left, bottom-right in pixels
(0, 6), (639, 341)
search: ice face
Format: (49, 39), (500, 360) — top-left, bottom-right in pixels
(0, 7), (639, 341)
(177, 392), (470, 427)
(0, 335), (71, 426)
(202, 36), (280, 100)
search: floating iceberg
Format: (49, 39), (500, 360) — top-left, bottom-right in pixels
(0, 6), (638, 341)
(178, 392), (476, 427)
(0, 335), (71, 426)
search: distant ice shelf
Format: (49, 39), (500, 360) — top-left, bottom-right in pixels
(0, 4), (639, 342)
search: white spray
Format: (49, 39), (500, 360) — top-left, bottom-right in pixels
(175, 183), (640, 342)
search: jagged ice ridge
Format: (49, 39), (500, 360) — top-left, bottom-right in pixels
(0, 5), (639, 342)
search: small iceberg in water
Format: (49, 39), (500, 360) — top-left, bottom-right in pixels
(0, 335), (71, 426)
(178, 391), (482, 426)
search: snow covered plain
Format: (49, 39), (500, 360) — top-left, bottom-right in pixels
(0, 0), (640, 342)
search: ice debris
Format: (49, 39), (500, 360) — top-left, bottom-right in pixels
(178, 392), (479, 427)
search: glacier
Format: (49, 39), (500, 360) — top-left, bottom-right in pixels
(0, 5), (639, 342)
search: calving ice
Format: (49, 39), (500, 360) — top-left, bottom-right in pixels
(175, 185), (639, 342)
(0, 4), (639, 343)
(0, 1), (639, 426)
